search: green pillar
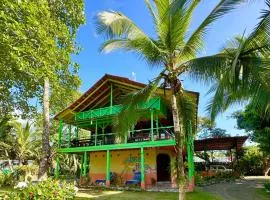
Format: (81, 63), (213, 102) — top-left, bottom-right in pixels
(95, 121), (98, 146)
(140, 147), (145, 189)
(106, 150), (110, 180)
(83, 151), (87, 176)
(68, 124), (71, 147)
(110, 84), (113, 113)
(150, 109), (154, 141)
(187, 121), (195, 191)
(55, 157), (60, 178)
(58, 120), (63, 147)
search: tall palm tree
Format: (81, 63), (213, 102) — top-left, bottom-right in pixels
(95, 0), (269, 198)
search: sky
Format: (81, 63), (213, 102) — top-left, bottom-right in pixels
(72, 0), (266, 137)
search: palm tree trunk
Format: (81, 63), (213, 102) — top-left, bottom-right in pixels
(171, 88), (185, 200)
(38, 77), (51, 179)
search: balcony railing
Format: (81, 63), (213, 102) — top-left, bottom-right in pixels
(60, 126), (174, 148)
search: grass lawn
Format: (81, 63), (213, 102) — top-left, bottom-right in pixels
(255, 188), (270, 200)
(75, 189), (222, 200)
(0, 187), (221, 200)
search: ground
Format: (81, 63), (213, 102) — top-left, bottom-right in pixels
(201, 176), (270, 200)
(0, 177), (269, 200)
(75, 189), (220, 200)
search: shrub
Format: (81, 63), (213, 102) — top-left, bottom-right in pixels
(5, 179), (77, 200)
(265, 182), (270, 192)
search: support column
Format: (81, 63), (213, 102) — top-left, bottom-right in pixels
(58, 120), (63, 148)
(55, 157), (60, 178)
(150, 109), (154, 141)
(83, 151), (87, 176)
(187, 121), (195, 192)
(106, 150), (111, 186)
(140, 147), (145, 190)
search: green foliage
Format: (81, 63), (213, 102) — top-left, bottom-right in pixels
(236, 146), (264, 175)
(0, 120), (41, 163)
(234, 104), (270, 155)
(5, 179), (76, 200)
(0, 172), (18, 187)
(0, 0), (85, 116)
(264, 182), (270, 191)
(187, 1), (270, 120)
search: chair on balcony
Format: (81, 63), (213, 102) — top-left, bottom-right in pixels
(95, 172), (115, 185)
(125, 171), (141, 186)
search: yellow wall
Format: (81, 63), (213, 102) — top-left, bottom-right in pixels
(89, 147), (176, 187)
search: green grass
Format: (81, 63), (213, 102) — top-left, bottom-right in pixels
(255, 188), (270, 200)
(75, 189), (222, 200)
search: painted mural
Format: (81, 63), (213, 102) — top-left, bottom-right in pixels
(89, 147), (175, 187)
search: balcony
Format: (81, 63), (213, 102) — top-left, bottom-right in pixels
(58, 126), (176, 153)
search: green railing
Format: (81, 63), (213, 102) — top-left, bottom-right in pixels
(75, 97), (165, 121)
(59, 126), (175, 148)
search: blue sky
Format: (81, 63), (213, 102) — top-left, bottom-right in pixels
(72, 0), (266, 136)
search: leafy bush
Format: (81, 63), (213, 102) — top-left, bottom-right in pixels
(0, 172), (18, 187)
(5, 179), (77, 200)
(194, 172), (203, 185)
(265, 182), (270, 191)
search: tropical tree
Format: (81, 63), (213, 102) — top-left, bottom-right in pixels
(233, 104), (270, 175)
(0, 0), (85, 178)
(95, 0), (252, 198)
(0, 121), (41, 166)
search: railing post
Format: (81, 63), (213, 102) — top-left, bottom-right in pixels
(140, 147), (145, 190)
(95, 121), (98, 146)
(187, 121), (195, 192)
(106, 150), (110, 186)
(155, 111), (159, 137)
(83, 151), (87, 176)
(68, 124), (71, 147)
(150, 109), (154, 141)
(58, 120), (63, 148)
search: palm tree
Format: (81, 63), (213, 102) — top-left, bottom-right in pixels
(0, 121), (41, 166)
(199, 4), (270, 120)
(95, 0), (269, 199)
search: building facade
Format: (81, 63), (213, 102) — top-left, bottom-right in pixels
(55, 74), (198, 190)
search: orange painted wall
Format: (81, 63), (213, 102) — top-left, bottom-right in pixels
(88, 147), (176, 187)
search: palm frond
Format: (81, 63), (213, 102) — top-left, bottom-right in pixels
(180, 0), (243, 59)
(185, 54), (230, 84)
(113, 73), (164, 137)
(100, 38), (164, 66)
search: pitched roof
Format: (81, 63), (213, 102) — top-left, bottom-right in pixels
(55, 74), (199, 122)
